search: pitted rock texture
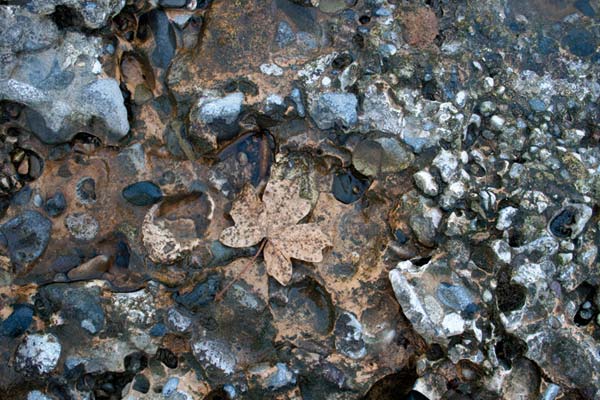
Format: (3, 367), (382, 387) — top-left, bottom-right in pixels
(1, 0), (600, 399)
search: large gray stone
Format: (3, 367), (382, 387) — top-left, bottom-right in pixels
(0, 9), (129, 145)
(309, 92), (358, 130)
(1, 211), (52, 268)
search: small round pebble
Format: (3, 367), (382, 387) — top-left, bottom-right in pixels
(122, 181), (163, 206)
(44, 191), (67, 217)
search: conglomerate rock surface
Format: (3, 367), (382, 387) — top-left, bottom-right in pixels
(0, 0), (599, 399)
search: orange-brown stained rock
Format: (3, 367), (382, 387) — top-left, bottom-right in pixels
(401, 7), (439, 49)
(197, 0), (274, 77)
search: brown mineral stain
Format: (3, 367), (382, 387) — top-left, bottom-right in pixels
(401, 7), (439, 49)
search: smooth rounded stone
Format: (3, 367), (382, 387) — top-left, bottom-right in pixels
(50, 254), (82, 273)
(159, 0), (188, 8)
(479, 100), (496, 116)
(27, 391), (53, 400)
(66, 255), (110, 281)
(162, 377), (179, 396)
(490, 115), (505, 130)
(65, 213), (99, 241)
(12, 186), (33, 206)
(0, 305), (33, 337)
(0, 210), (52, 267)
(352, 140), (383, 177)
(15, 333), (61, 375)
(352, 138), (413, 177)
(528, 98), (546, 113)
(122, 181), (163, 206)
(133, 374), (150, 393)
(376, 137), (414, 173)
(319, 0), (348, 13)
(44, 191), (66, 217)
(115, 240), (131, 269)
(413, 170), (439, 197)
(309, 92), (358, 130)
(334, 312), (366, 359)
(75, 177), (96, 205)
(332, 169), (370, 204)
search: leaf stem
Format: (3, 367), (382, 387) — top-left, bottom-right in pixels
(214, 239), (267, 302)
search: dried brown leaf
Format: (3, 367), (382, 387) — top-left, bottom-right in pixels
(263, 179), (311, 233)
(263, 241), (292, 286)
(219, 179), (331, 285)
(271, 223), (331, 263)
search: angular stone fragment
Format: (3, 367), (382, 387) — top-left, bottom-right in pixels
(309, 92), (358, 130)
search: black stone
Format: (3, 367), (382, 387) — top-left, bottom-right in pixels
(394, 229), (408, 244)
(332, 53), (353, 70)
(124, 352), (148, 374)
(159, 0), (187, 8)
(0, 210), (52, 267)
(122, 181), (163, 206)
(0, 304), (33, 337)
(132, 374), (150, 393)
(562, 27), (597, 58)
(549, 208), (577, 238)
(173, 275), (220, 311)
(332, 170), (370, 204)
(115, 240), (131, 268)
(154, 347), (178, 369)
(142, 10), (176, 69)
(45, 191), (67, 217)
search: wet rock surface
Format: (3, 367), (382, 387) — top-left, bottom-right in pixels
(0, 0), (599, 399)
